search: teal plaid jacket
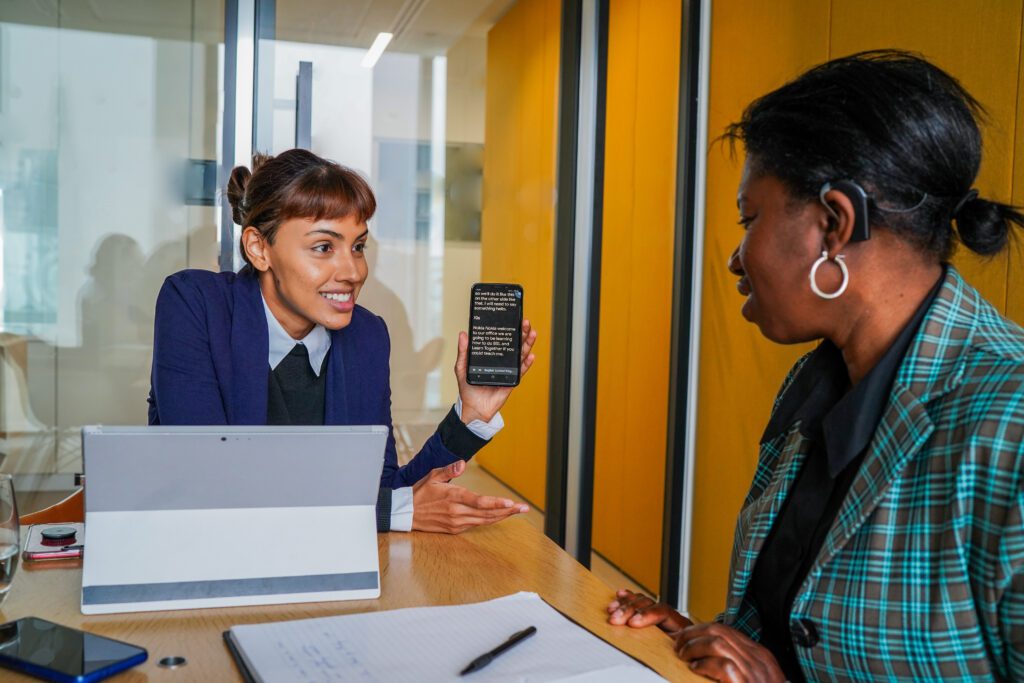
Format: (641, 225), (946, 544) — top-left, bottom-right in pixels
(721, 268), (1024, 681)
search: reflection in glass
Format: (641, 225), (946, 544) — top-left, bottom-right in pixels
(0, 0), (533, 517)
(0, 2), (224, 512)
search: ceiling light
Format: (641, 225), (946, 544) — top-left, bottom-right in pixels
(361, 32), (393, 69)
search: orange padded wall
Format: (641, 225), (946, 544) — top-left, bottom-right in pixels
(477, 0), (561, 509)
(591, 0), (682, 593)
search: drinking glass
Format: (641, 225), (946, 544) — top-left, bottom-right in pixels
(0, 475), (19, 606)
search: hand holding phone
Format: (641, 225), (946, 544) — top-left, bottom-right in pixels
(456, 284), (537, 426)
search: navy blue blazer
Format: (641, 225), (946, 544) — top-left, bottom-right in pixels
(147, 268), (463, 493)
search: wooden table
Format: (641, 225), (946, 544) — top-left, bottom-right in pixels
(4, 517), (699, 681)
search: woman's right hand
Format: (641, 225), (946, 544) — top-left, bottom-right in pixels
(411, 460), (529, 534)
(607, 589), (692, 635)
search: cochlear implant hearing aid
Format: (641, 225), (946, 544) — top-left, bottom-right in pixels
(819, 180), (870, 242)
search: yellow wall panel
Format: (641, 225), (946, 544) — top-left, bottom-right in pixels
(478, 0), (561, 509)
(1007, 10), (1024, 326)
(830, 0), (1023, 312)
(592, 0), (682, 593)
(689, 0), (830, 622)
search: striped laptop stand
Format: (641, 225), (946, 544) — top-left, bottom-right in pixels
(80, 425), (386, 614)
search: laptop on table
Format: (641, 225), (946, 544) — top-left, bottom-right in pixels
(80, 425), (387, 615)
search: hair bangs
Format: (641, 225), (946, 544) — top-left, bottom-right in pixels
(280, 166), (377, 225)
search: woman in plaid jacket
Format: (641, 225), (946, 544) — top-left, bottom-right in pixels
(607, 51), (1024, 682)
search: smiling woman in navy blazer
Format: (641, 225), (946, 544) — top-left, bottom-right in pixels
(148, 149), (537, 534)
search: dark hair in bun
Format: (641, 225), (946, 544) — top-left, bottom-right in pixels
(954, 192), (1017, 256)
(226, 165), (251, 226)
(225, 149), (377, 267)
(723, 49), (1023, 260)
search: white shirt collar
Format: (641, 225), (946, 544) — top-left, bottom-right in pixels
(261, 292), (331, 376)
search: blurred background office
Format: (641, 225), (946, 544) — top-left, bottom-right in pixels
(0, 0), (554, 507)
(3, 0), (1023, 623)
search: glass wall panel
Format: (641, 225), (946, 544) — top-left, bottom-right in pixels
(0, 1), (224, 512)
(257, 0), (556, 520)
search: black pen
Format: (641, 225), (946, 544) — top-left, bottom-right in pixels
(460, 626), (537, 675)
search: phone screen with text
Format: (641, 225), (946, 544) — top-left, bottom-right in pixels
(467, 284), (523, 387)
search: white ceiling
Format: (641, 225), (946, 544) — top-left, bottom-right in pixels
(0, 0), (520, 53)
(276, 0), (519, 54)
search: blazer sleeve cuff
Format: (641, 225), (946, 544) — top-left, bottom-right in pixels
(438, 405), (489, 459)
(376, 487), (392, 532)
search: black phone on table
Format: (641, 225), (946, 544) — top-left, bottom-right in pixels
(0, 617), (147, 682)
(466, 283), (524, 387)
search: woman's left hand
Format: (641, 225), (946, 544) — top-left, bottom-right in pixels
(673, 623), (785, 683)
(455, 320), (537, 424)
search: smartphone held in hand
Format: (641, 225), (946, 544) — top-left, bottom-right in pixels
(466, 283), (523, 387)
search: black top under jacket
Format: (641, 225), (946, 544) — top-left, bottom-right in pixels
(747, 272), (944, 682)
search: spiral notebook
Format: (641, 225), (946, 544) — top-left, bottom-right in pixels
(223, 592), (666, 682)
